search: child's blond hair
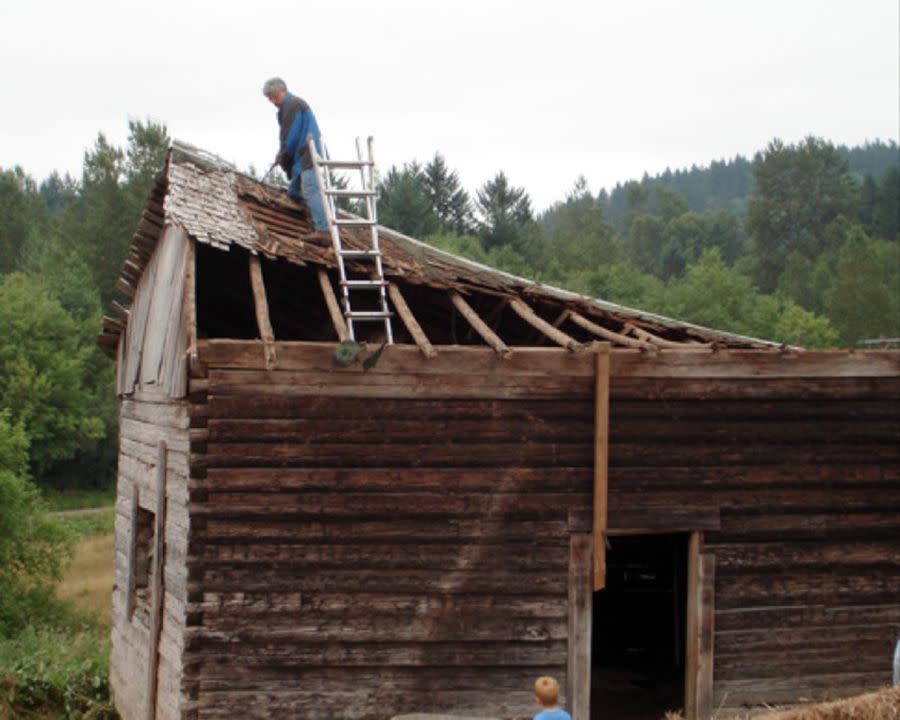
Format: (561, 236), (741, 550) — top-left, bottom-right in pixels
(534, 675), (560, 707)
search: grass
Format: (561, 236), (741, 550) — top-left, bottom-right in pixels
(55, 531), (115, 628)
(52, 509), (115, 542)
(43, 489), (115, 513)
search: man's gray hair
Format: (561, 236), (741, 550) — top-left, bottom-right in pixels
(262, 77), (287, 98)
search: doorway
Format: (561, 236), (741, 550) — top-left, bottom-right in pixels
(591, 533), (688, 719)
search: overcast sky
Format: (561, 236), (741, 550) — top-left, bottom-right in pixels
(2, 0), (898, 211)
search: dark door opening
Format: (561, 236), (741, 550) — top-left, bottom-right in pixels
(591, 533), (688, 720)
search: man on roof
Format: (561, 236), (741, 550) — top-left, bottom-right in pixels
(262, 77), (329, 235)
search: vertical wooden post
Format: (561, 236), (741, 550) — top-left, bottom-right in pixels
(568, 533), (592, 720)
(249, 254), (277, 369)
(593, 342), (610, 590)
(685, 532), (715, 719)
(146, 441), (167, 720)
(184, 237), (198, 372)
(125, 485), (139, 620)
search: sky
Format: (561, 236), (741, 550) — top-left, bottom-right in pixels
(2, 0), (898, 211)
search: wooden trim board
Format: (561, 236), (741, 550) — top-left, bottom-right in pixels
(146, 441), (167, 720)
(593, 343), (610, 590)
(568, 533), (592, 719)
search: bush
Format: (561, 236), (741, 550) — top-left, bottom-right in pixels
(0, 625), (116, 719)
(0, 468), (73, 635)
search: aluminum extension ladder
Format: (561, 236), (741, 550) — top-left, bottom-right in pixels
(308, 136), (393, 343)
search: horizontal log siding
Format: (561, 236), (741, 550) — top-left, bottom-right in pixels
(608, 352), (900, 712)
(184, 344), (595, 720)
(111, 396), (190, 720)
(182, 341), (899, 718)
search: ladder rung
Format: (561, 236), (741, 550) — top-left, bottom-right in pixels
(335, 218), (376, 227)
(319, 160), (373, 169)
(342, 279), (388, 288)
(325, 188), (377, 198)
(340, 249), (381, 258)
(346, 311), (393, 320)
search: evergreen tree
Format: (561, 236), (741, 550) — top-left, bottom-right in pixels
(377, 163), (439, 238)
(474, 172), (532, 251)
(422, 153), (472, 234)
(0, 167), (51, 275)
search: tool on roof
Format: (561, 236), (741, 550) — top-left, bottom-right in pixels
(308, 135), (393, 344)
(260, 161), (278, 184)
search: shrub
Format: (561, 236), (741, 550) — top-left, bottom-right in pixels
(0, 625), (116, 719)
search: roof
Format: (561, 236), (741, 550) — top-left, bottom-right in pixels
(97, 140), (783, 356)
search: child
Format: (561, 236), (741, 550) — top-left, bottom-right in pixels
(533, 676), (572, 720)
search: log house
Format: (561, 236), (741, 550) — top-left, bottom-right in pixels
(98, 142), (900, 720)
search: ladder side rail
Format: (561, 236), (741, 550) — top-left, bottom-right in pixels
(365, 136), (393, 343)
(309, 135), (356, 340)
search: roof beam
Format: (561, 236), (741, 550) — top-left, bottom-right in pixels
(509, 298), (582, 352)
(317, 270), (350, 342)
(450, 291), (512, 358)
(248, 254), (277, 369)
(388, 283), (437, 359)
(624, 322), (709, 349)
(568, 311), (655, 350)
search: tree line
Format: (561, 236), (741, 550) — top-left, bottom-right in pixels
(378, 136), (898, 350)
(0, 126), (898, 499)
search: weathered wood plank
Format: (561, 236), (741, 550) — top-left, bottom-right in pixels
(190, 491), (591, 517)
(201, 440), (593, 468)
(203, 416), (593, 444)
(146, 441), (167, 720)
(190, 568), (567, 595)
(713, 671), (888, 706)
(714, 603), (900, 632)
(593, 344), (609, 590)
(198, 339), (593, 376)
(206, 395), (593, 420)
(715, 568), (900, 608)
(188, 592), (567, 619)
(185, 639), (566, 667)
(192, 466), (591, 493)
(611, 349), (899, 378)
(205, 369), (592, 400)
(567, 534), (591, 718)
(196, 517), (570, 544)
(611, 376), (900, 400)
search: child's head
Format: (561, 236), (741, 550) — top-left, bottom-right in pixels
(534, 676), (560, 708)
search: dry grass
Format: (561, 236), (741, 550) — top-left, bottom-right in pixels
(56, 531), (115, 626)
(665, 686), (899, 720)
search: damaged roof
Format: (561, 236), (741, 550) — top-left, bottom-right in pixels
(97, 140), (783, 356)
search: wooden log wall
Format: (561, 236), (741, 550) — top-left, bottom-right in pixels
(111, 394), (191, 720)
(608, 350), (900, 715)
(149, 340), (897, 719)
(183, 341), (596, 720)
(118, 225), (189, 399)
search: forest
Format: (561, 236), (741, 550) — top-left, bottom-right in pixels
(0, 122), (897, 715)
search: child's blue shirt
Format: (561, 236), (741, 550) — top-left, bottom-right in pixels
(534, 710), (572, 720)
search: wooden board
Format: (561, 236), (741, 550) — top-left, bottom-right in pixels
(593, 343), (610, 590)
(147, 441), (167, 720)
(567, 534), (592, 718)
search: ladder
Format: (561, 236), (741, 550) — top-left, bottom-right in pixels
(308, 136), (393, 344)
